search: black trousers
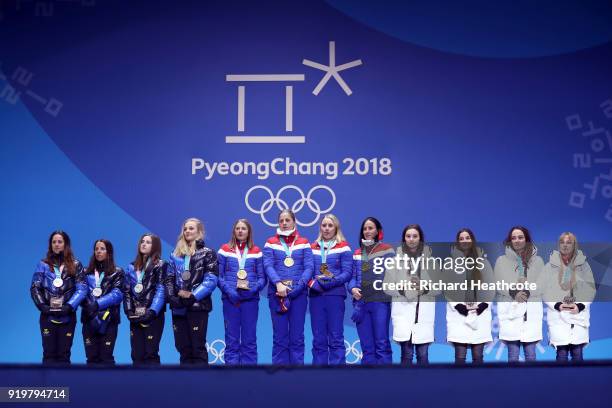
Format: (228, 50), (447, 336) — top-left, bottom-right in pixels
(130, 313), (165, 365)
(39, 313), (76, 365)
(172, 311), (209, 365)
(453, 342), (485, 364)
(82, 320), (119, 365)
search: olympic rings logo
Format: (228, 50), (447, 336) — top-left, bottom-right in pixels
(245, 185), (336, 227)
(206, 339), (226, 364)
(344, 339), (363, 364)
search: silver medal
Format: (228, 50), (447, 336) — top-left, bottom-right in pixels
(134, 283), (144, 293)
(92, 287), (102, 297)
(52, 277), (63, 288)
(182, 271), (191, 280)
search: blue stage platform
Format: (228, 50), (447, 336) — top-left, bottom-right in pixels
(1, 362), (611, 407)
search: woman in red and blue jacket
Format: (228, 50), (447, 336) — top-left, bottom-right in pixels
(30, 230), (87, 364)
(263, 209), (314, 365)
(308, 213), (353, 365)
(218, 219), (266, 365)
(81, 239), (124, 365)
(348, 217), (394, 364)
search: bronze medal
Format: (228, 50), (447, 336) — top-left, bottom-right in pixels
(320, 263), (333, 277)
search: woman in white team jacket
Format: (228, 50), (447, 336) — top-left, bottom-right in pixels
(541, 232), (595, 362)
(494, 226), (544, 362)
(384, 224), (439, 365)
(445, 228), (494, 364)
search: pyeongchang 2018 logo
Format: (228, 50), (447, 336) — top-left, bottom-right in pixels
(190, 41), (392, 227)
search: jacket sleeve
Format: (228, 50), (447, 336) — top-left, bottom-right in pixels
(263, 242), (281, 284)
(193, 250), (219, 301)
(494, 257), (513, 301)
(576, 261), (596, 306)
(328, 249), (353, 289)
(123, 264), (134, 315)
(66, 261), (88, 309)
(217, 250), (228, 294)
(30, 262), (48, 311)
(256, 255), (266, 292)
(165, 257), (182, 308)
(288, 246), (313, 298)
(479, 259), (496, 302)
(382, 252), (401, 298)
(150, 261), (166, 315)
(348, 256), (361, 292)
(299, 246), (314, 288)
(97, 268), (124, 310)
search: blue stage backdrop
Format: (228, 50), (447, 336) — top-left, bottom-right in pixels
(0, 0), (611, 364)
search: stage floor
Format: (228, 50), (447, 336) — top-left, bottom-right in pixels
(1, 362), (611, 407)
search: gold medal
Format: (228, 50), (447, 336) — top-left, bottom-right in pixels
(284, 257), (294, 267)
(237, 269), (247, 280)
(361, 263), (370, 272)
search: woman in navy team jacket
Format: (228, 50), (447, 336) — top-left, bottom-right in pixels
(123, 233), (166, 365)
(30, 230), (87, 364)
(308, 214), (352, 365)
(81, 239), (124, 365)
(165, 217), (218, 365)
(217, 219), (266, 365)
(348, 217), (394, 364)
(263, 209), (314, 365)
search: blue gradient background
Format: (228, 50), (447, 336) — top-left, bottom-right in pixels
(0, 0), (611, 364)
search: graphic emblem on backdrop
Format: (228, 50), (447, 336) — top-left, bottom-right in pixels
(225, 41), (363, 144)
(206, 339), (226, 364)
(344, 339), (363, 364)
(245, 185), (336, 227)
(566, 99), (612, 223)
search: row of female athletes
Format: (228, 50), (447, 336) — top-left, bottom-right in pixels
(30, 209), (595, 365)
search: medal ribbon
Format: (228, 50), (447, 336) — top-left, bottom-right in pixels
(362, 243), (379, 268)
(318, 240), (336, 264)
(514, 252), (526, 278)
(52, 264), (64, 280)
(183, 255), (191, 273)
(235, 245), (249, 270)
(137, 259), (151, 285)
(279, 233), (298, 259)
(94, 270), (105, 289)
(561, 264), (572, 286)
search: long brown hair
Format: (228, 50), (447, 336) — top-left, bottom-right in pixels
(43, 230), (76, 276)
(133, 233), (162, 271)
(401, 224), (425, 256)
(503, 225), (533, 266)
(86, 239), (116, 275)
(229, 219), (254, 249)
(456, 228), (481, 281)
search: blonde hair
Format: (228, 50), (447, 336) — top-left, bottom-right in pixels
(229, 219), (254, 249)
(557, 232), (578, 288)
(558, 232), (578, 257)
(174, 217), (205, 257)
(315, 213), (346, 243)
